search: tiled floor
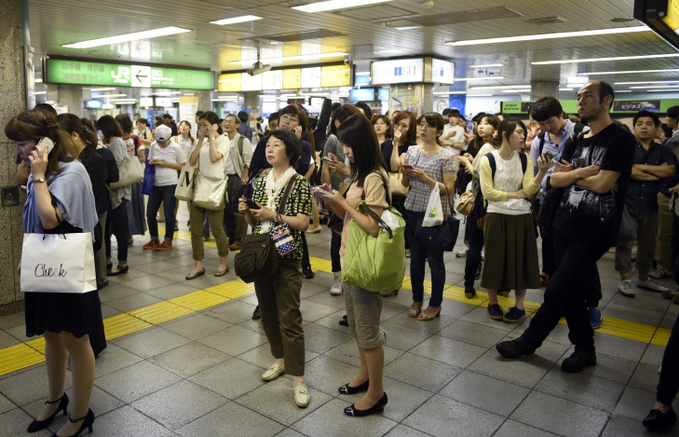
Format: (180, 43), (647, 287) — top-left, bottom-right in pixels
(0, 209), (677, 437)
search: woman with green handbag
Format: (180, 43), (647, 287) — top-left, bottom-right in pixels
(319, 109), (392, 417)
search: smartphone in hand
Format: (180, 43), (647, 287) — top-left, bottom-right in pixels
(401, 164), (414, 170)
(246, 199), (260, 210)
(543, 151), (555, 161)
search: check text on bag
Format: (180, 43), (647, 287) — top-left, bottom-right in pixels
(34, 263), (68, 278)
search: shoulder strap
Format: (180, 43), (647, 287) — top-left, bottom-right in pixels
(519, 152), (527, 173)
(277, 174), (299, 215)
(360, 172), (392, 206)
(574, 123), (585, 137)
(487, 152), (497, 180)
(238, 134), (244, 156)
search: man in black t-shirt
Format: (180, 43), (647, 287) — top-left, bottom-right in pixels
(496, 81), (636, 373)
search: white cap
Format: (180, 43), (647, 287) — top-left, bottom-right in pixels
(155, 125), (172, 142)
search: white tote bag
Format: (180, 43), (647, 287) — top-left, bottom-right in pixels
(110, 155), (144, 189)
(192, 171), (227, 210)
(174, 163), (196, 201)
(422, 184), (444, 227)
(21, 233), (97, 293)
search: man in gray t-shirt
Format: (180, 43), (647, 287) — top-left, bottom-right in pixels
(321, 134), (347, 190)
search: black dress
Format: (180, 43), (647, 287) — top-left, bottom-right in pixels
(24, 220), (105, 340)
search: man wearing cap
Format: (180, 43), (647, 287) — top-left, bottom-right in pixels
(142, 124), (186, 251)
(221, 114), (253, 251)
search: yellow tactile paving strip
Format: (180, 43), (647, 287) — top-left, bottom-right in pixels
(0, 229), (673, 377)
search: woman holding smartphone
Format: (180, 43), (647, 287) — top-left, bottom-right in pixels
(239, 129), (312, 408)
(7, 109), (99, 437)
(479, 118), (548, 322)
(320, 111), (391, 417)
(402, 112), (457, 321)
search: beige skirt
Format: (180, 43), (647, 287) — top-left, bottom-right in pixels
(480, 212), (540, 290)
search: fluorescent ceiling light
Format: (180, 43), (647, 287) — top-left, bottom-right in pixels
(395, 26), (422, 31)
(91, 87), (117, 92)
(456, 76), (505, 82)
(629, 85), (679, 89)
(35, 91), (47, 95)
(110, 99), (137, 103)
(62, 26), (191, 49)
(646, 88), (679, 92)
(35, 78), (42, 83)
(293, 0), (392, 13)
(433, 91), (467, 95)
(93, 94), (127, 98)
(470, 85), (530, 90)
(501, 89), (530, 93)
(584, 68), (679, 76)
(210, 15), (262, 25)
(616, 90), (632, 93)
(230, 52), (347, 65)
(447, 25), (649, 46)
(355, 72), (371, 76)
(467, 94), (493, 97)
(559, 88), (573, 91)
(615, 80), (679, 85)
(533, 53), (679, 65)
(469, 64), (503, 68)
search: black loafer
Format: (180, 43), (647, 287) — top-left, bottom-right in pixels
(643, 408), (677, 431)
(303, 268), (315, 279)
(252, 305), (261, 320)
(339, 380), (369, 395)
(107, 265), (129, 276)
(344, 392), (388, 417)
(488, 304), (504, 321)
(561, 350), (597, 373)
(185, 268), (205, 280)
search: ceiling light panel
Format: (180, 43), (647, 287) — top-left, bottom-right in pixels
(210, 15), (262, 25)
(533, 53), (679, 65)
(583, 69), (679, 76)
(62, 27), (191, 49)
(448, 25), (649, 46)
(293, 0), (392, 13)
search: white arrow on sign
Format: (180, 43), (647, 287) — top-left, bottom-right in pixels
(131, 65), (151, 88)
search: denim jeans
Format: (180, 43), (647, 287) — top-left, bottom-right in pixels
(521, 230), (609, 353)
(147, 185), (177, 241)
(407, 210), (445, 308)
(463, 213), (484, 289)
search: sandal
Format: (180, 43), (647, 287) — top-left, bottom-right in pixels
(540, 273), (550, 287)
(408, 303), (422, 318)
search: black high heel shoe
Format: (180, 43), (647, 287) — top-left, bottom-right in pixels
(27, 393), (69, 432)
(51, 408), (94, 437)
(344, 392), (388, 417)
(338, 380), (369, 395)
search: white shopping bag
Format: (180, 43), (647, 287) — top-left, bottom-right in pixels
(422, 184), (444, 227)
(21, 233), (97, 293)
(174, 163), (196, 201)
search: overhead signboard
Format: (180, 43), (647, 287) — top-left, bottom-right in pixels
(371, 59), (424, 85)
(502, 99), (679, 114)
(431, 59), (455, 85)
(283, 69), (302, 89)
(301, 67), (322, 88)
(321, 64), (352, 87)
(350, 88), (376, 101)
(241, 72), (263, 91)
(139, 97), (154, 107)
(262, 70), (283, 90)
(634, 0), (679, 50)
(218, 73), (241, 92)
(45, 59), (214, 90)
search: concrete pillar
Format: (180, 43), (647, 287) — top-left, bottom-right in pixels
(421, 83), (434, 114)
(0, 0), (28, 314)
(196, 90), (211, 112)
(531, 80), (559, 100)
(57, 84), (84, 117)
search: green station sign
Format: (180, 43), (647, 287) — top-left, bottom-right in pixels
(45, 59), (214, 90)
(503, 99), (679, 115)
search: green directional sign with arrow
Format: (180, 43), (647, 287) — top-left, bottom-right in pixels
(45, 59), (214, 90)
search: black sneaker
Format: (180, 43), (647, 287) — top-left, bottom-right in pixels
(503, 307), (526, 323)
(252, 305), (261, 320)
(643, 407), (677, 431)
(561, 350), (596, 373)
(464, 286), (476, 299)
(303, 268), (315, 279)
(488, 304), (504, 320)
(496, 337), (536, 359)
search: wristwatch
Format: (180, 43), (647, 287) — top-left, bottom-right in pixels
(34, 177), (46, 183)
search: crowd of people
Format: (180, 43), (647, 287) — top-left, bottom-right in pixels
(8, 80), (679, 434)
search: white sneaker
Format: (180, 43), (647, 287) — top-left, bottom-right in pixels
(649, 268), (673, 279)
(330, 271), (342, 295)
(637, 277), (670, 293)
(618, 279), (635, 298)
(456, 246), (469, 258)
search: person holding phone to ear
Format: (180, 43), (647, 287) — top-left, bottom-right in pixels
(7, 109), (100, 437)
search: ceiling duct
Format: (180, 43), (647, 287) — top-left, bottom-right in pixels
(525, 16), (567, 25)
(409, 6), (521, 27)
(240, 29), (345, 43)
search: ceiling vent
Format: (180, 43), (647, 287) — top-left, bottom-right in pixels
(525, 16), (567, 25)
(409, 7), (521, 26)
(334, 5), (418, 22)
(239, 29), (345, 43)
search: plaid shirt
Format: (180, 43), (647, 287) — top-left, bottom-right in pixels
(403, 146), (457, 212)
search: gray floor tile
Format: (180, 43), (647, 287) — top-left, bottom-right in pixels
(177, 402), (284, 437)
(576, 353), (638, 385)
(111, 327), (191, 359)
(197, 325), (267, 356)
(439, 370), (530, 417)
(93, 343), (144, 378)
(408, 334), (486, 368)
(135, 260), (182, 274)
(93, 405), (172, 437)
(640, 344), (666, 366)
(98, 283), (140, 303)
(145, 282), (204, 300)
(437, 320), (509, 348)
(468, 339), (568, 389)
(403, 394), (504, 437)
(0, 407), (53, 437)
(628, 362), (663, 393)
(235, 381), (333, 426)
(460, 306), (521, 332)
(190, 358), (266, 400)
(613, 386), (658, 421)
(493, 420), (560, 437)
(378, 321), (432, 351)
(0, 394), (15, 415)
(511, 391), (609, 437)
(302, 355), (362, 396)
(299, 299), (341, 323)
(382, 424), (433, 437)
(600, 415), (650, 437)
(273, 429), (307, 437)
(149, 342), (230, 377)
(305, 288), (349, 309)
(379, 377), (434, 423)
(384, 353), (461, 393)
(535, 367), (626, 412)
(0, 330), (19, 349)
(94, 360), (181, 403)
(161, 313), (231, 340)
(324, 340), (404, 367)
(203, 300), (258, 325)
(105, 292), (163, 313)
(292, 398), (397, 437)
(302, 323), (353, 354)
(132, 379), (228, 430)
(0, 311), (26, 330)
(602, 303), (665, 326)
(591, 333), (649, 362)
(0, 364), (71, 406)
